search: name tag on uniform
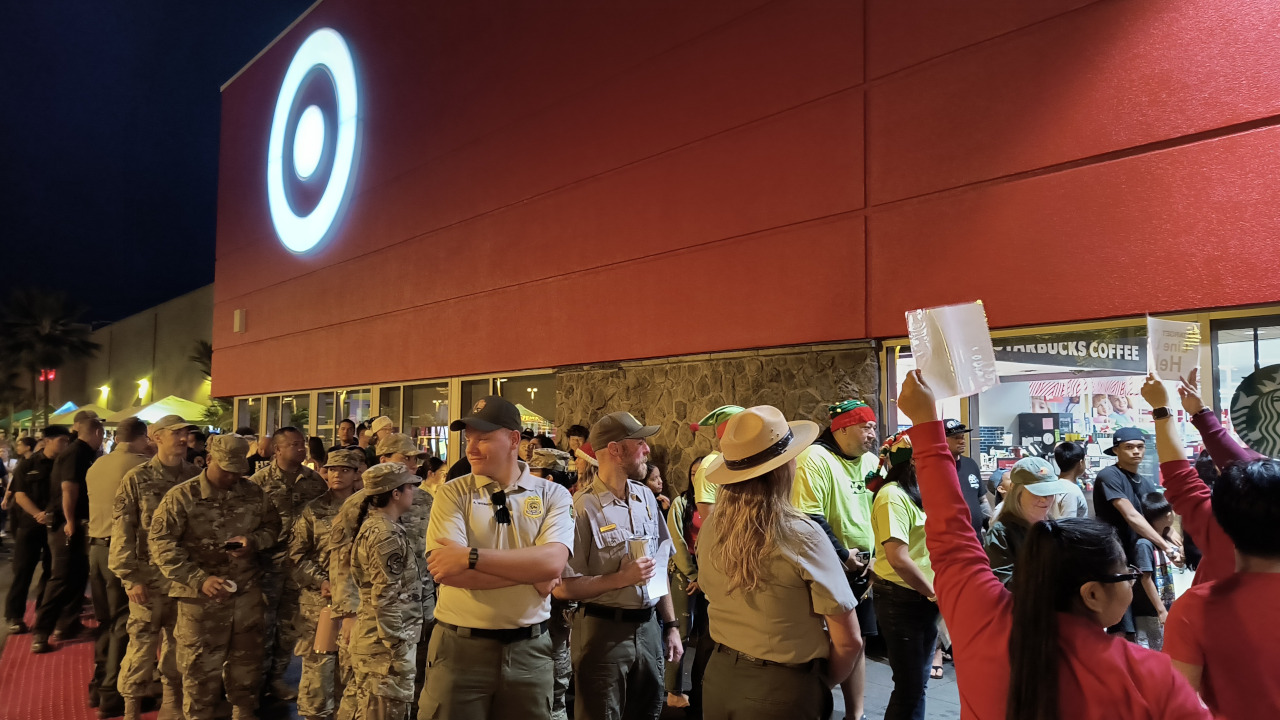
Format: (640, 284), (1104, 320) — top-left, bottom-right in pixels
(598, 523), (617, 533)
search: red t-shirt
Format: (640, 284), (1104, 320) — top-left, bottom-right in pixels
(908, 421), (1213, 720)
(1164, 572), (1280, 719)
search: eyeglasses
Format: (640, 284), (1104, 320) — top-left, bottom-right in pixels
(1095, 565), (1142, 586)
(491, 490), (511, 525)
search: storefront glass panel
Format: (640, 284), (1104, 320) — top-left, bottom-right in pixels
(282, 394), (310, 433)
(236, 397), (261, 435)
(264, 396), (281, 434)
(378, 387), (402, 430)
(405, 383), (450, 461)
(340, 388), (372, 425)
(497, 373), (556, 436)
(316, 391), (337, 447)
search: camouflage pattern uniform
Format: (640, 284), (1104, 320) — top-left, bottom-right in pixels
(329, 490), (368, 720)
(400, 485), (436, 718)
(351, 510), (423, 720)
(109, 456), (200, 701)
(290, 490), (351, 720)
(250, 461), (328, 693)
(149, 470), (281, 720)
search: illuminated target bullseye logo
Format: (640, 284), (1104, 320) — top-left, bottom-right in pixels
(267, 28), (359, 254)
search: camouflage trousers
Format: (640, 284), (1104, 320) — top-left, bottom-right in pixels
(175, 588), (266, 720)
(117, 592), (179, 699)
(296, 603), (350, 719)
(549, 599), (577, 720)
(355, 693), (409, 720)
(351, 637), (417, 709)
(262, 569), (303, 687)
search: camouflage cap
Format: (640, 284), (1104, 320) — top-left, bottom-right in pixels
(207, 434), (250, 475)
(530, 448), (571, 472)
(362, 462), (416, 495)
(375, 432), (423, 459)
(325, 448), (364, 469)
(150, 414), (197, 434)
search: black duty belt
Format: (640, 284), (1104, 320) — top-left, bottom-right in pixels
(582, 603), (654, 624)
(438, 620), (548, 643)
(714, 643), (825, 672)
(88, 537), (111, 547)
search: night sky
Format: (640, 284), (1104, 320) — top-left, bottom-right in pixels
(1, 0), (316, 324)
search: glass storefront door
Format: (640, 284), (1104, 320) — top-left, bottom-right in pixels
(405, 382), (450, 461)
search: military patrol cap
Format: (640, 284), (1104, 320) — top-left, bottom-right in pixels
(325, 448), (364, 469)
(375, 432), (423, 458)
(530, 448), (571, 472)
(151, 414), (197, 434)
(450, 395), (522, 433)
(362, 462), (416, 495)
(207, 434), (250, 474)
(589, 411), (659, 450)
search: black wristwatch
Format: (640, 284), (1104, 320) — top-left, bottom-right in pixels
(1152, 406), (1172, 420)
(467, 547), (479, 570)
(661, 620), (678, 632)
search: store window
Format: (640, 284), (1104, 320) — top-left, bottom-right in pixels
(264, 396), (281, 434)
(316, 391), (337, 447)
(405, 382), (450, 461)
(340, 388), (372, 425)
(1211, 316), (1280, 418)
(378, 387), (402, 430)
(283, 394), (310, 434)
(236, 397), (261, 435)
(497, 373), (556, 436)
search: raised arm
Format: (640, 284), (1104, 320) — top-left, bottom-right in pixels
(1180, 368), (1262, 467)
(898, 371), (1012, 649)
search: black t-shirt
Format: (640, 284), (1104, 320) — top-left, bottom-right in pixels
(956, 455), (985, 535)
(246, 453), (273, 476)
(50, 438), (97, 525)
(1092, 464), (1160, 560)
(12, 452), (55, 521)
(1131, 538), (1159, 617)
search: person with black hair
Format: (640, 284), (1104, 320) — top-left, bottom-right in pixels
(897, 370), (1209, 720)
(6, 427), (69, 635)
(1052, 441), (1091, 518)
(349, 462), (423, 720)
(565, 424), (590, 454)
(869, 431), (937, 720)
(330, 418), (359, 452)
(1143, 373), (1280, 717)
(444, 456), (471, 482)
(663, 460), (703, 709)
(1131, 491), (1176, 650)
(305, 435), (328, 472)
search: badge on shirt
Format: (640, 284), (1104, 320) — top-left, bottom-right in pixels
(523, 496), (544, 519)
(968, 474), (980, 489)
(598, 523), (617, 533)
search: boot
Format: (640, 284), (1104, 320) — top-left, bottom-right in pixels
(122, 698), (141, 720)
(231, 706), (258, 720)
(156, 684), (182, 720)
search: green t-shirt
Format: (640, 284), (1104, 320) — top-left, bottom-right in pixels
(871, 482), (933, 590)
(692, 453), (719, 505)
(791, 444), (877, 553)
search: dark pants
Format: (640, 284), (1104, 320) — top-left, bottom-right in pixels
(5, 519), (50, 621)
(34, 521), (90, 636)
(88, 540), (129, 706)
(570, 612), (664, 720)
(686, 593), (712, 718)
(418, 623), (554, 720)
(703, 645), (831, 720)
(873, 581), (939, 720)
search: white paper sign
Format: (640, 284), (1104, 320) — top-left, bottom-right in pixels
(905, 301), (1000, 400)
(1146, 317), (1201, 381)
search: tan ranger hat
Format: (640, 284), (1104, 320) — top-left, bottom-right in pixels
(207, 434), (250, 475)
(375, 433), (423, 458)
(362, 462), (416, 494)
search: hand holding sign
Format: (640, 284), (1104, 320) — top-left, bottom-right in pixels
(906, 301), (1000, 401)
(1146, 317), (1201, 382)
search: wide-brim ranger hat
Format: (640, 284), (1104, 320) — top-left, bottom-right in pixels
(704, 406), (819, 485)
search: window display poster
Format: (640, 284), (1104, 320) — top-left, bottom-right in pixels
(905, 300), (1000, 400)
(1146, 317), (1201, 382)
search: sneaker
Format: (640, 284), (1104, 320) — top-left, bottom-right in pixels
(31, 635), (51, 653)
(7, 619), (29, 634)
(52, 620), (84, 641)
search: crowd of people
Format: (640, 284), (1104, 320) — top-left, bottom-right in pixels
(0, 365), (1273, 720)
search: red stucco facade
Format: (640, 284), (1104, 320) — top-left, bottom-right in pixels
(213, 0), (1280, 397)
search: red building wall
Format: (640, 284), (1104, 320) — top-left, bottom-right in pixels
(213, 0), (1280, 397)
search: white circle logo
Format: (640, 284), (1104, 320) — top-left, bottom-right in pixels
(267, 28), (359, 254)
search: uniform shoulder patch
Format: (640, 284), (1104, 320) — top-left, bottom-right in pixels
(376, 534), (405, 576)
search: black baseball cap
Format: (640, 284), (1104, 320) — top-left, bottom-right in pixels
(1105, 426), (1146, 456)
(943, 419), (972, 436)
(450, 396), (522, 433)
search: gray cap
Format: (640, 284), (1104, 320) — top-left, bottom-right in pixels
(588, 411), (659, 451)
(1009, 457), (1077, 497)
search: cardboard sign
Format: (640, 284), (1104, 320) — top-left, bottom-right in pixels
(906, 301), (1000, 400)
(1146, 317), (1201, 381)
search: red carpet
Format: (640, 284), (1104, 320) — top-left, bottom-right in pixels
(0, 601), (157, 720)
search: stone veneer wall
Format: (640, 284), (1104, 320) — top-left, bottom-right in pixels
(555, 342), (879, 493)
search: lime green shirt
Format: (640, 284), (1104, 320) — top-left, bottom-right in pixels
(871, 482), (933, 590)
(791, 444), (877, 553)
(692, 453), (719, 505)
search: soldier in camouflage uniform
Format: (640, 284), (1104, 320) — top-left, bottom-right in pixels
(329, 486), (370, 720)
(149, 434), (282, 720)
(289, 449), (363, 720)
(109, 414), (201, 720)
(250, 425), (329, 702)
(374, 433), (436, 718)
(350, 463), (423, 720)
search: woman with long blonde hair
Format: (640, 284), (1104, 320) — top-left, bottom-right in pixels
(697, 405), (862, 720)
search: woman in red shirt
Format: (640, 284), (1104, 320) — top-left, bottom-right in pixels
(897, 370), (1211, 720)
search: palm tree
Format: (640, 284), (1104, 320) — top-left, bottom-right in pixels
(0, 367), (25, 436)
(203, 399), (234, 433)
(0, 288), (100, 428)
(190, 339), (213, 378)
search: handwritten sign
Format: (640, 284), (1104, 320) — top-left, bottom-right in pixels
(1146, 317), (1201, 381)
